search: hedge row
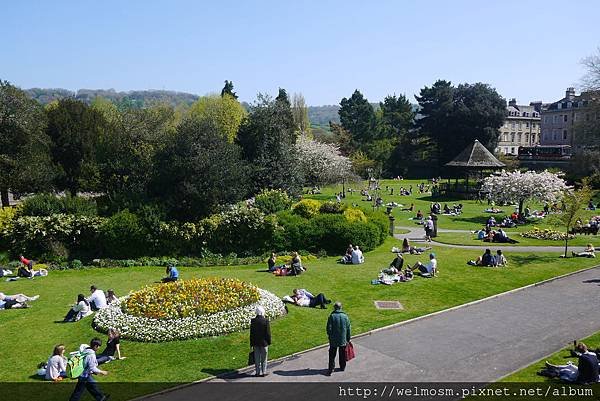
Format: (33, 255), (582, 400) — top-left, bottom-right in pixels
(0, 197), (389, 261)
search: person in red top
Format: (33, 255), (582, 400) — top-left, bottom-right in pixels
(19, 256), (34, 278)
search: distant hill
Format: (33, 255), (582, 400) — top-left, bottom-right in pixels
(25, 88), (199, 108)
(307, 105), (340, 127)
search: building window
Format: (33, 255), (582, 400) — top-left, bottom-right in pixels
(517, 133), (522, 142)
(511, 133), (515, 142)
(511, 122), (516, 129)
(574, 113), (578, 122)
(511, 147), (515, 154)
(554, 115), (559, 123)
(518, 122), (522, 129)
(563, 130), (568, 140)
(525, 122), (529, 128)
(564, 115), (568, 122)
(525, 133), (530, 143)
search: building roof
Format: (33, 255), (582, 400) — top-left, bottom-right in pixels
(445, 139), (506, 168)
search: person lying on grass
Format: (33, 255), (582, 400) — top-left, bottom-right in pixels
(401, 238), (431, 255)
(0, 292), (39, 309)
(286, 289), (331, 309)
(18, 255), (48, 278)
(409, 253), (438, 277)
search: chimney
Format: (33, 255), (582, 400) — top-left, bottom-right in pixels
(565, 87), (576, 101)
(508, 98), (517, 107)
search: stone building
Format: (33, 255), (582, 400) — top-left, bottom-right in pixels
(540, 87), (595, 146)
(496, 99), (542, 155)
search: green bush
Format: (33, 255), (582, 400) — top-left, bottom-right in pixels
(5, 214), (104, 260)
(254, 189), (292, 215)
(0, 207), (17, 248)
(273, 210), (310, 251)
(292, 199), (321, 219)
(343, 208), (367, 222)
(100, 210), (149, 258)
(319, 201), (346, 214)
(365, 211), (390, 244)
(20, 194), (97, 217)
(203, 205), (281, 256)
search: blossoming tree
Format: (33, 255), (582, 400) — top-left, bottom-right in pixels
(295, 136), (353, 186)
(481, 170), (568, 215)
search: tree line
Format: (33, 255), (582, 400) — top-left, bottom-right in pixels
(1, 80), (352, 221)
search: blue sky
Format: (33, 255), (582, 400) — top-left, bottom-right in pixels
(2, 0), (599, 105)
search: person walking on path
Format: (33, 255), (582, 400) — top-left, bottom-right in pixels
(250, 306), (271, 377)
(326, 302), (351, 376)
(69, 338), (109, 401)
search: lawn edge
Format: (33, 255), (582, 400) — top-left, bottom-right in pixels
(130, 263), (600, 400)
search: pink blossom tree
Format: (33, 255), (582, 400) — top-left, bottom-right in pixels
(482, 170), (568, 215)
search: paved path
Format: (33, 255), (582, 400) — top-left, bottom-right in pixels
(141, 265), (600, 399)
(394, 225), (571, 253)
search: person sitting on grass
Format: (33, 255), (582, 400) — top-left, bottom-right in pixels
(543, 342), (599, 384)
(341, 244), (353, 264)
(573, 244), (596, 258)
(64, 294), (92, 322)
(494, 250), (508, 267)
(0, 292), (39, 309)
(468, 249), (495, 267)
(106, 289), (118, 305)
(87, 285), (107, 311)
(410, 253), (438, 277)
(267, 253), (279, 272)
(162, 265), (179, 282)
(45, 344), (67, 381)
(291, 288), (331, 309)
(415, 210), (423, 220)
(351, 246), (364, 264)
(96, 328), (125, 364)
(390, 253), (404, 271)
(18, 255), (35, 278)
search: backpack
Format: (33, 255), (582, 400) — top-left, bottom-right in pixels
(66, 351), (86, 379)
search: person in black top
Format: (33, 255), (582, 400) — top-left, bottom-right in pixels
(250, 306), (271, 377)
(96, 328), (124, 364)
(389, 253), (404, 270)
(576, 343), (599, 384)
(267, 253), (277, 272)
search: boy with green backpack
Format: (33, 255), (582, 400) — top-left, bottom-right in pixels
(68, 338), (110, 401)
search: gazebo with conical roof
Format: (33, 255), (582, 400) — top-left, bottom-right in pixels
(440, 139), (505, 198)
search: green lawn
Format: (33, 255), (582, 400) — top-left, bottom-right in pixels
(2, 179), (599, 400)
(311, 179), (599, 234)
(1, 237), (599, 400)
(433, 232), (597, 248)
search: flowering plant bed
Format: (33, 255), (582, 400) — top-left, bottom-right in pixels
(123, 277), (260, 319)
(94, 278), (286, 342)
(520, 227), (573, 241)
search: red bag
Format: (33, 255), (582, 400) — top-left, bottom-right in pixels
(345, 341), (355, 361)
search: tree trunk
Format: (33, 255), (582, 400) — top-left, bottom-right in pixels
(0, 187), (9, 208)
(518, 199), (524, 216)
(564, 224), (569, 258)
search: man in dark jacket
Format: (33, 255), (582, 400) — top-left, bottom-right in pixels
(250, 305), (271, 377)
(326, 302), (351, 376)
(576, 343), (599, 384)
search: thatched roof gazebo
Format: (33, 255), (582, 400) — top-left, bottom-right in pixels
(440, 140), (505, 199)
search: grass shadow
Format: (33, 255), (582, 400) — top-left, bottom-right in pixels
(200, 368), (243, 378)
(508, 254), (558, 265)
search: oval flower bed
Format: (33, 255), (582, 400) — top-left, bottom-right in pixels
(520, 227), (573, 241)
(94, 277), (286, 342)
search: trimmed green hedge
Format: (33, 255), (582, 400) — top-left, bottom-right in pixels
(1, 198), (389, 261)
